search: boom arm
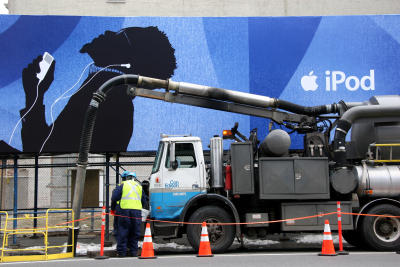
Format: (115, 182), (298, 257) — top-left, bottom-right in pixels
(130, 87), (312, 124)
(129, 75), (341, 124)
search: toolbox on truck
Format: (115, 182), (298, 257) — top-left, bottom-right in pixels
(259, 157), (330, 200)
(281, 201), (353, 231)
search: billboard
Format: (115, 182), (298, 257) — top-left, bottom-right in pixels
(0, 15), (399, 154)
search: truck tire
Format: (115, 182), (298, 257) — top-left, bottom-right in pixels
(360, 204), (400, 251)
(187, 205), (235, 253)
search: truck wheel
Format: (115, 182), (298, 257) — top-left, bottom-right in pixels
(187, 206), (235, 253)
(360, 204), (400, 251)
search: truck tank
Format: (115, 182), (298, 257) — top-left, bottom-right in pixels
(354, 164), (400, 197)
(349, 95), (400, 159)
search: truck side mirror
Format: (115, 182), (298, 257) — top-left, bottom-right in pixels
(171, 160), (179, 170)
(169, 142), (178, 170)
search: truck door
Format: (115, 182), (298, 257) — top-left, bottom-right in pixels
(160, 142), (203, 220)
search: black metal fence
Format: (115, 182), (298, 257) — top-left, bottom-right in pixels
(0, 152), (155, 242)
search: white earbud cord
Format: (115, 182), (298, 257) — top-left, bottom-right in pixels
(9, 81), (42, 145)
(39, 63), (129, 154)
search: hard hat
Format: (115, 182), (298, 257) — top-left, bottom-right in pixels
(121, 170), (137, 180)
(121, 171), (130, 178)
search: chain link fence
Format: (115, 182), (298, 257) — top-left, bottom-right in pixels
(0, 152), (155, 235)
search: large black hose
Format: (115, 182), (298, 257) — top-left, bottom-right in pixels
(275, 99), (338, 116)
(333, 120), (352, 165)
(77, 74), (139, 164)
(77, 92), (105, 164)
(333, 104), (400, 165)
(70, 74), (139, 253)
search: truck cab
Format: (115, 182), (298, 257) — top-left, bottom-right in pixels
(149, 135), (207, 220)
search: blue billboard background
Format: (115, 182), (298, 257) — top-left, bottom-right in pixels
(0, 15), (399, 153)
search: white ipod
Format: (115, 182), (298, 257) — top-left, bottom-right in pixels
(36, 52), (54, 81)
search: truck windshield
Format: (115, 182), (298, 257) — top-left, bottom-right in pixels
(152, 142), (164, 174)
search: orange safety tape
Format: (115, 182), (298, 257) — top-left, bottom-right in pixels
(18, 210), (400, 229)
(55, 213), (102, 226)
(105, 211), (338, 225)
(0, 214), (101, 232)
(341, 212), (400, 218)
(106, 211), (400, 226)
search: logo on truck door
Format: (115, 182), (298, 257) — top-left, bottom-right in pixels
(165, 180), (179, 188)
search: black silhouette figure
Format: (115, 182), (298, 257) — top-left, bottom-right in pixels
(20, 26), (177, 153)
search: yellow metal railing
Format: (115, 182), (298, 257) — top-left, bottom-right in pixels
(368, 143), (400, 163)
(0, 209), (74, 263)
(0, 211), (9, 261)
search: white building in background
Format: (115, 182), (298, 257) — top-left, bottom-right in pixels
(6, 0), (400, 16)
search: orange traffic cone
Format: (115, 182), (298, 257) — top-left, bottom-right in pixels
(319, 220), (338, 256)
(197, 222), (213, 257)
(139, 223), (157, 259)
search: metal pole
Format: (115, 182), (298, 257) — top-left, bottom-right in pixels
(116, 153), (120, 185)
(13, 156), (18, 245)
(33, 155), (39, 237)
(105, 153), (110, 240)
(91, 208), (94, 232)
(67, 169), (70, 223)
(0, 159), (5, 227)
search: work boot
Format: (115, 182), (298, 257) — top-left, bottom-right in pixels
(127, 251), (137, 257)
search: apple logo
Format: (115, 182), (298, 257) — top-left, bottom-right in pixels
(301, 71), (318, 91)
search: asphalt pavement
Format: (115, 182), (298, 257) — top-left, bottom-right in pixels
(2, 232), (397, 266)
(1, 251), (399, 267)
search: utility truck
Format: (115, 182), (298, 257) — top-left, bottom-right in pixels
(73, 74), (400, 253)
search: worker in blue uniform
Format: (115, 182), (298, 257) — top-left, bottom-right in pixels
(110, 189), (120, 237)
(111, 170), (147, 257)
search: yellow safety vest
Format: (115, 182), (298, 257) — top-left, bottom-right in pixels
(120, 180), (142, 210)
(116, 181), (128, 206)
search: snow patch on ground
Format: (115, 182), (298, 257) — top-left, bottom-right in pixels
(75, 243), (116, 255)
(294, 234), (347, 244)
(242, 238), (280, 246)
(152, 242), (191, 250)
(60, 241), (192, 255)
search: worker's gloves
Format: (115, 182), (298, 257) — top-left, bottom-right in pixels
(110, 210), (116, 216)
(141, 209), (150, 222)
